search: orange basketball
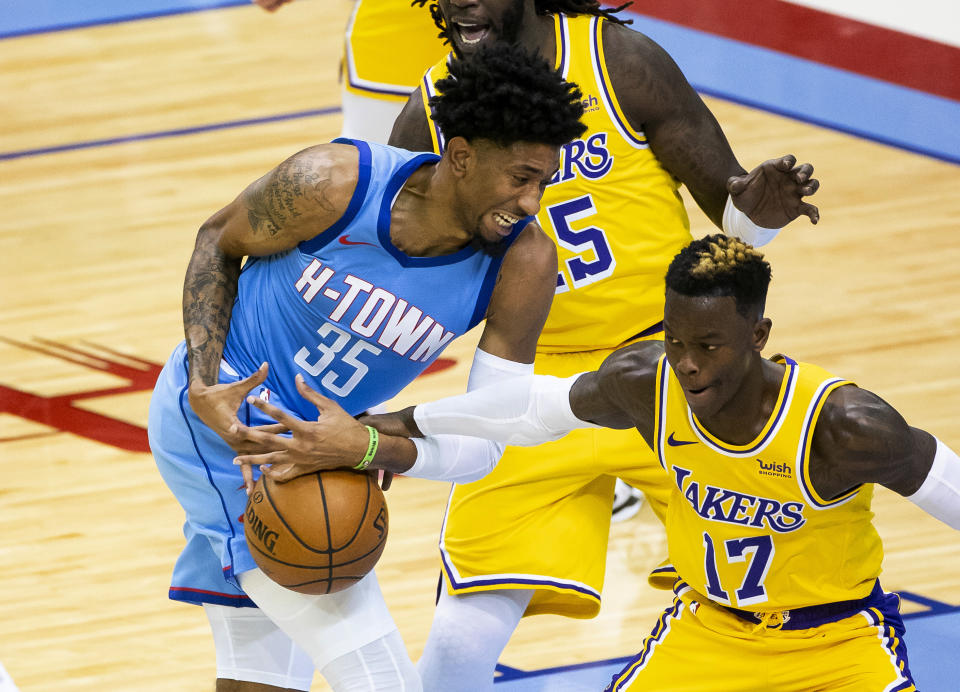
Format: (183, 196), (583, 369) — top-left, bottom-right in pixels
(243, 469), (388, 595)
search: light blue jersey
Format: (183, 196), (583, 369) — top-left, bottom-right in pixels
(149, 139), (530, 606)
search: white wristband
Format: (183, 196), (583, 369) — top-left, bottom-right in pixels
(722, 194), (782, 247)
(907, 436), (960, 530)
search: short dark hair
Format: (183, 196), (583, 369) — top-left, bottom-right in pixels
(430, 42), (587, 147)
(665, 234), (772, 318)
(412, 0), (632, 42)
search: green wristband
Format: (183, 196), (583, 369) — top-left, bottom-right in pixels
(354, 425), (379, 471)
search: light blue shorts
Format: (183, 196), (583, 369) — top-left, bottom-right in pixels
(149, 341), (290, 607)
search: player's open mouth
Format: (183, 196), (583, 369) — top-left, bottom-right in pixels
(454, 22), (491, 45)
(494, 212), (519, 228)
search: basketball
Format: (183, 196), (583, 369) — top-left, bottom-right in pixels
(243, 469), (389, 595)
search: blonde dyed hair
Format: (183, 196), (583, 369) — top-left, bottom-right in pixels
(689, 235), (766, 280)
(665, 234), (772, 317)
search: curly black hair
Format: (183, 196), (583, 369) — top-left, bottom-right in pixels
(430, 42), (587, 147)
(665, 234), (772, 318)
(411, 0), (632, 45)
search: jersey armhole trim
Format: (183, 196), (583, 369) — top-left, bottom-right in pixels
(653, 353), (669, 469)
(298, 138), (373, 254)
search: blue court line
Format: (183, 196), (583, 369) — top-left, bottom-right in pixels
(496, 656), (632, 681)
(899, 590), (960, 618)
(0, 0), (249, 40)
(3, 8), (958, 165)
(0, 107), (340, 162)
(624, 12), (960, 166)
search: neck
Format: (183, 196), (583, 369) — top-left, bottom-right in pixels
(389, 161), (473, 257)
(520, 9), (557, 64)
(697, 358), (783, 445)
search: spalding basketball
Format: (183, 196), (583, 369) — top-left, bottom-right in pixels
(244, 469), (388, 595)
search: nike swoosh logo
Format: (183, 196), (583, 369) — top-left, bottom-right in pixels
(667, 432), (697, 447)
(339, 235), (376, 247)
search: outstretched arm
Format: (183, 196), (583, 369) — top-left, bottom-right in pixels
(811, 386), (960, 530)
(603, 23), (818, 234)
(233, 341), (663, 491)
(412, 340), (663, 444)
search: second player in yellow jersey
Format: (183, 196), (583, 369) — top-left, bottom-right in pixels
(389, 2), (821, 685)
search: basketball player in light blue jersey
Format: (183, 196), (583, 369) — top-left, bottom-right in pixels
(148, 44), (586, 692)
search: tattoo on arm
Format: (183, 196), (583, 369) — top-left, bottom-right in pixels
(183, 232), (242, 386)
(243, 156), (337, 237)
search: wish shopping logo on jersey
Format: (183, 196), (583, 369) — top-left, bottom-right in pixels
(756, 458), (793, 479)
(581, 93), (600, 113)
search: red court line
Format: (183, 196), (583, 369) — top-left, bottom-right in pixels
(626, 0), (960, 102)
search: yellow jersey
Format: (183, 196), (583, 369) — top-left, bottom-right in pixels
(419, 13), (691, 352)
(343, 0), (449, 102)
(653, 353), (884, 611)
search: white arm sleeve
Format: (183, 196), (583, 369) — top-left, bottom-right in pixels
(413, 370), (599, 446)
(402, 349), (531, 483)
(722, 194), (782, 247)
(906, 436), (960, 530)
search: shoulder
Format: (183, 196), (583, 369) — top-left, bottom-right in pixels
(596, 341), (665, 406)
(388, 88), (434, 151)
(810, 383), (922, 495)
(816, 384), (907, 449)
(241, 143), (361, 239)
(599, 341), (665, 382)
(599, 20), (696, 121)
(600, 21), (680, 79)
(569, 340), (663, 435)
(501, 221), (558, 278)
(490, 221), (559, 317)
(276, 143), (360, 193)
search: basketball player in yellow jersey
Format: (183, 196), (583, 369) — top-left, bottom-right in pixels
(386, 1), (819, 684)
(255, 235), (959, 690)
(253, 0), (448, 142)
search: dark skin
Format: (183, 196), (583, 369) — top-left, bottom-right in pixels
(238, 290), (937, 501)
(563, 291), (937, 499)
(390, 0), (819, 229)
(184, 137), (560, 490)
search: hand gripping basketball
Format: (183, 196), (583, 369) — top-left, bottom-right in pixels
(233, 374), (371, 491)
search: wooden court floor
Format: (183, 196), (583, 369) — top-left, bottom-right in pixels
(1, 1), (958, 689)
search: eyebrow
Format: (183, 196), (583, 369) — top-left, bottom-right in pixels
(664, 324), (724, 340)
(512, 164), (547, 175)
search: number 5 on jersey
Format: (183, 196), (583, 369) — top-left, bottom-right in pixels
(548, 195), (616, 292)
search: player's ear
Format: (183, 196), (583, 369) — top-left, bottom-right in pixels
(753, 317), (772, 352)
(445, 136), (475, 178)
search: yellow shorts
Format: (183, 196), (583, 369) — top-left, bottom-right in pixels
(607, 581), (916, 692)
(439, 339), (672, 618)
